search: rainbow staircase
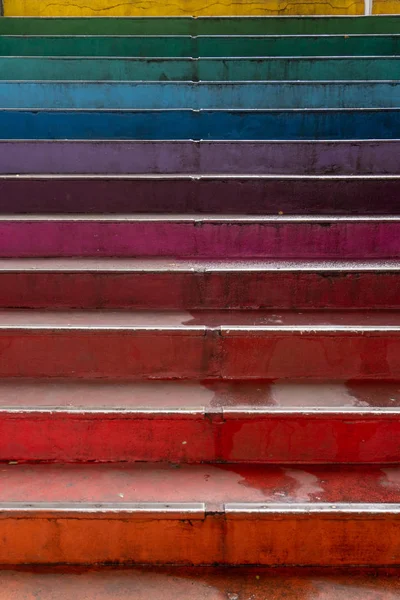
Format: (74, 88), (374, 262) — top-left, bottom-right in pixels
(0, 0), (400, 596)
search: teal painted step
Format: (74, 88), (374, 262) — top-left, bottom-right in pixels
(3, 35), (400, 57)
(1, 109), (400, 140)
(1, 57), (398, 81)
(1, 16), (400, 35)
(3, 81), (400, 109)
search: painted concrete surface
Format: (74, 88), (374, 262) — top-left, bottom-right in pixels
(3, 35), (400, 57)
(0, 380), (400, 462)
(2, 141), (400, 174)
(4, 82), (400, 110)
(0, 309), (397, 379)
(1, 174), (400, 213)
(3, 109), (400, 140)
(0, 567), (399, 600)
(0, 259), (398, 309)
(2, 0), (365, 17)
(0, 464), (398, 564)
(0, 217), (398, 259)
(3, 16), (399, 34)
(2, 57), (399, 81)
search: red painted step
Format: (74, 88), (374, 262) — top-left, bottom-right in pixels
(0, 462), (399, 565)
(0, 259), (399, 310)
(0, 565), (399, 599)
(0, 310), (399, 379)
(0, 215), (398, 259)
(1, 379), (399, 463)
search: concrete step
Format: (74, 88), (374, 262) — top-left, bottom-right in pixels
(5, 81), (400, 110)
(1, 379), (400, 463)
(1, 174), (400, 213)
(0, 462), (399, 564)
(0, 215), (398, 259)
(3, 108), (400, 140)
(3, 16), (400, 35)
(4, 34), (400, 58)
(1, 56), (399, 81)
(0, 259), (399, 310)
(0, 565), (398, 599)
(1, 141), (399, 175)
(0, 309), (398, 379)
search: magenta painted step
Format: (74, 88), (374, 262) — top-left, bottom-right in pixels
(0, 309), (399, 380)
(1, 140), (400, 175)
(1, 379), (400, 463)
(0, 216), (399, 259)
(0, 258), (399, 310)
(1, 175), (400, 215)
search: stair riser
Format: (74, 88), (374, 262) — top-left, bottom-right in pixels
(1, 177), (399, 214)
(6, 82), (400, 110)
(0, 331), (398, 379)
(3, 110), (400, 140)
(0, 221), (397, 259)
(2, 141), (399, 175)
(2, 413), (400, 463)
(5, 36), (400, 58)
(2, 16), (399, 35)
(0, 512), (398, 565)
(1, 57), (399, 81)
(0, 271), (399, 309)
(0, 0), (365, 18)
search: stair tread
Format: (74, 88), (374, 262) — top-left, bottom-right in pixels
(0, 309), (400, 330)
(0, 566), (398, 600)
(0, 379), (399, 410)
(0, 462), (399, 506)
(0, 257), (399, 272)
(0, 214), (397, 222)
(3, 173), (400, 179)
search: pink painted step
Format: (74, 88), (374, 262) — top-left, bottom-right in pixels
(0, 379), (399, 463)
(0, 310), (399, 379)
(0, 216), (398, 258)
(0, 258), (399, 310)
(0, 462), (399, 565)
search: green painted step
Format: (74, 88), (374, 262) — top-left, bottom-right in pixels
(1, 16), (400, 35)
(1, 56), (398, 81)
(3, 35), (400, 57)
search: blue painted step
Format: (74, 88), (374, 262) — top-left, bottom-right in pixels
(2, 81), (400, 110)
(1, 109), (400, 140)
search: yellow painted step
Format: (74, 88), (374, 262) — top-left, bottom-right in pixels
(3, 0), (364, 17)
(374, 0), (400, 12)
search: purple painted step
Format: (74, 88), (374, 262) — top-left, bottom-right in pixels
(1, 175), (400, 215)
(0, 216), (399, 259)
(2, 140), (400, 175)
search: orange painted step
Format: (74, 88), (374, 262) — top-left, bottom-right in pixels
(0, 463), (400, 566)
(0, 379), (400, 463)
(0, 463), (399, 565)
